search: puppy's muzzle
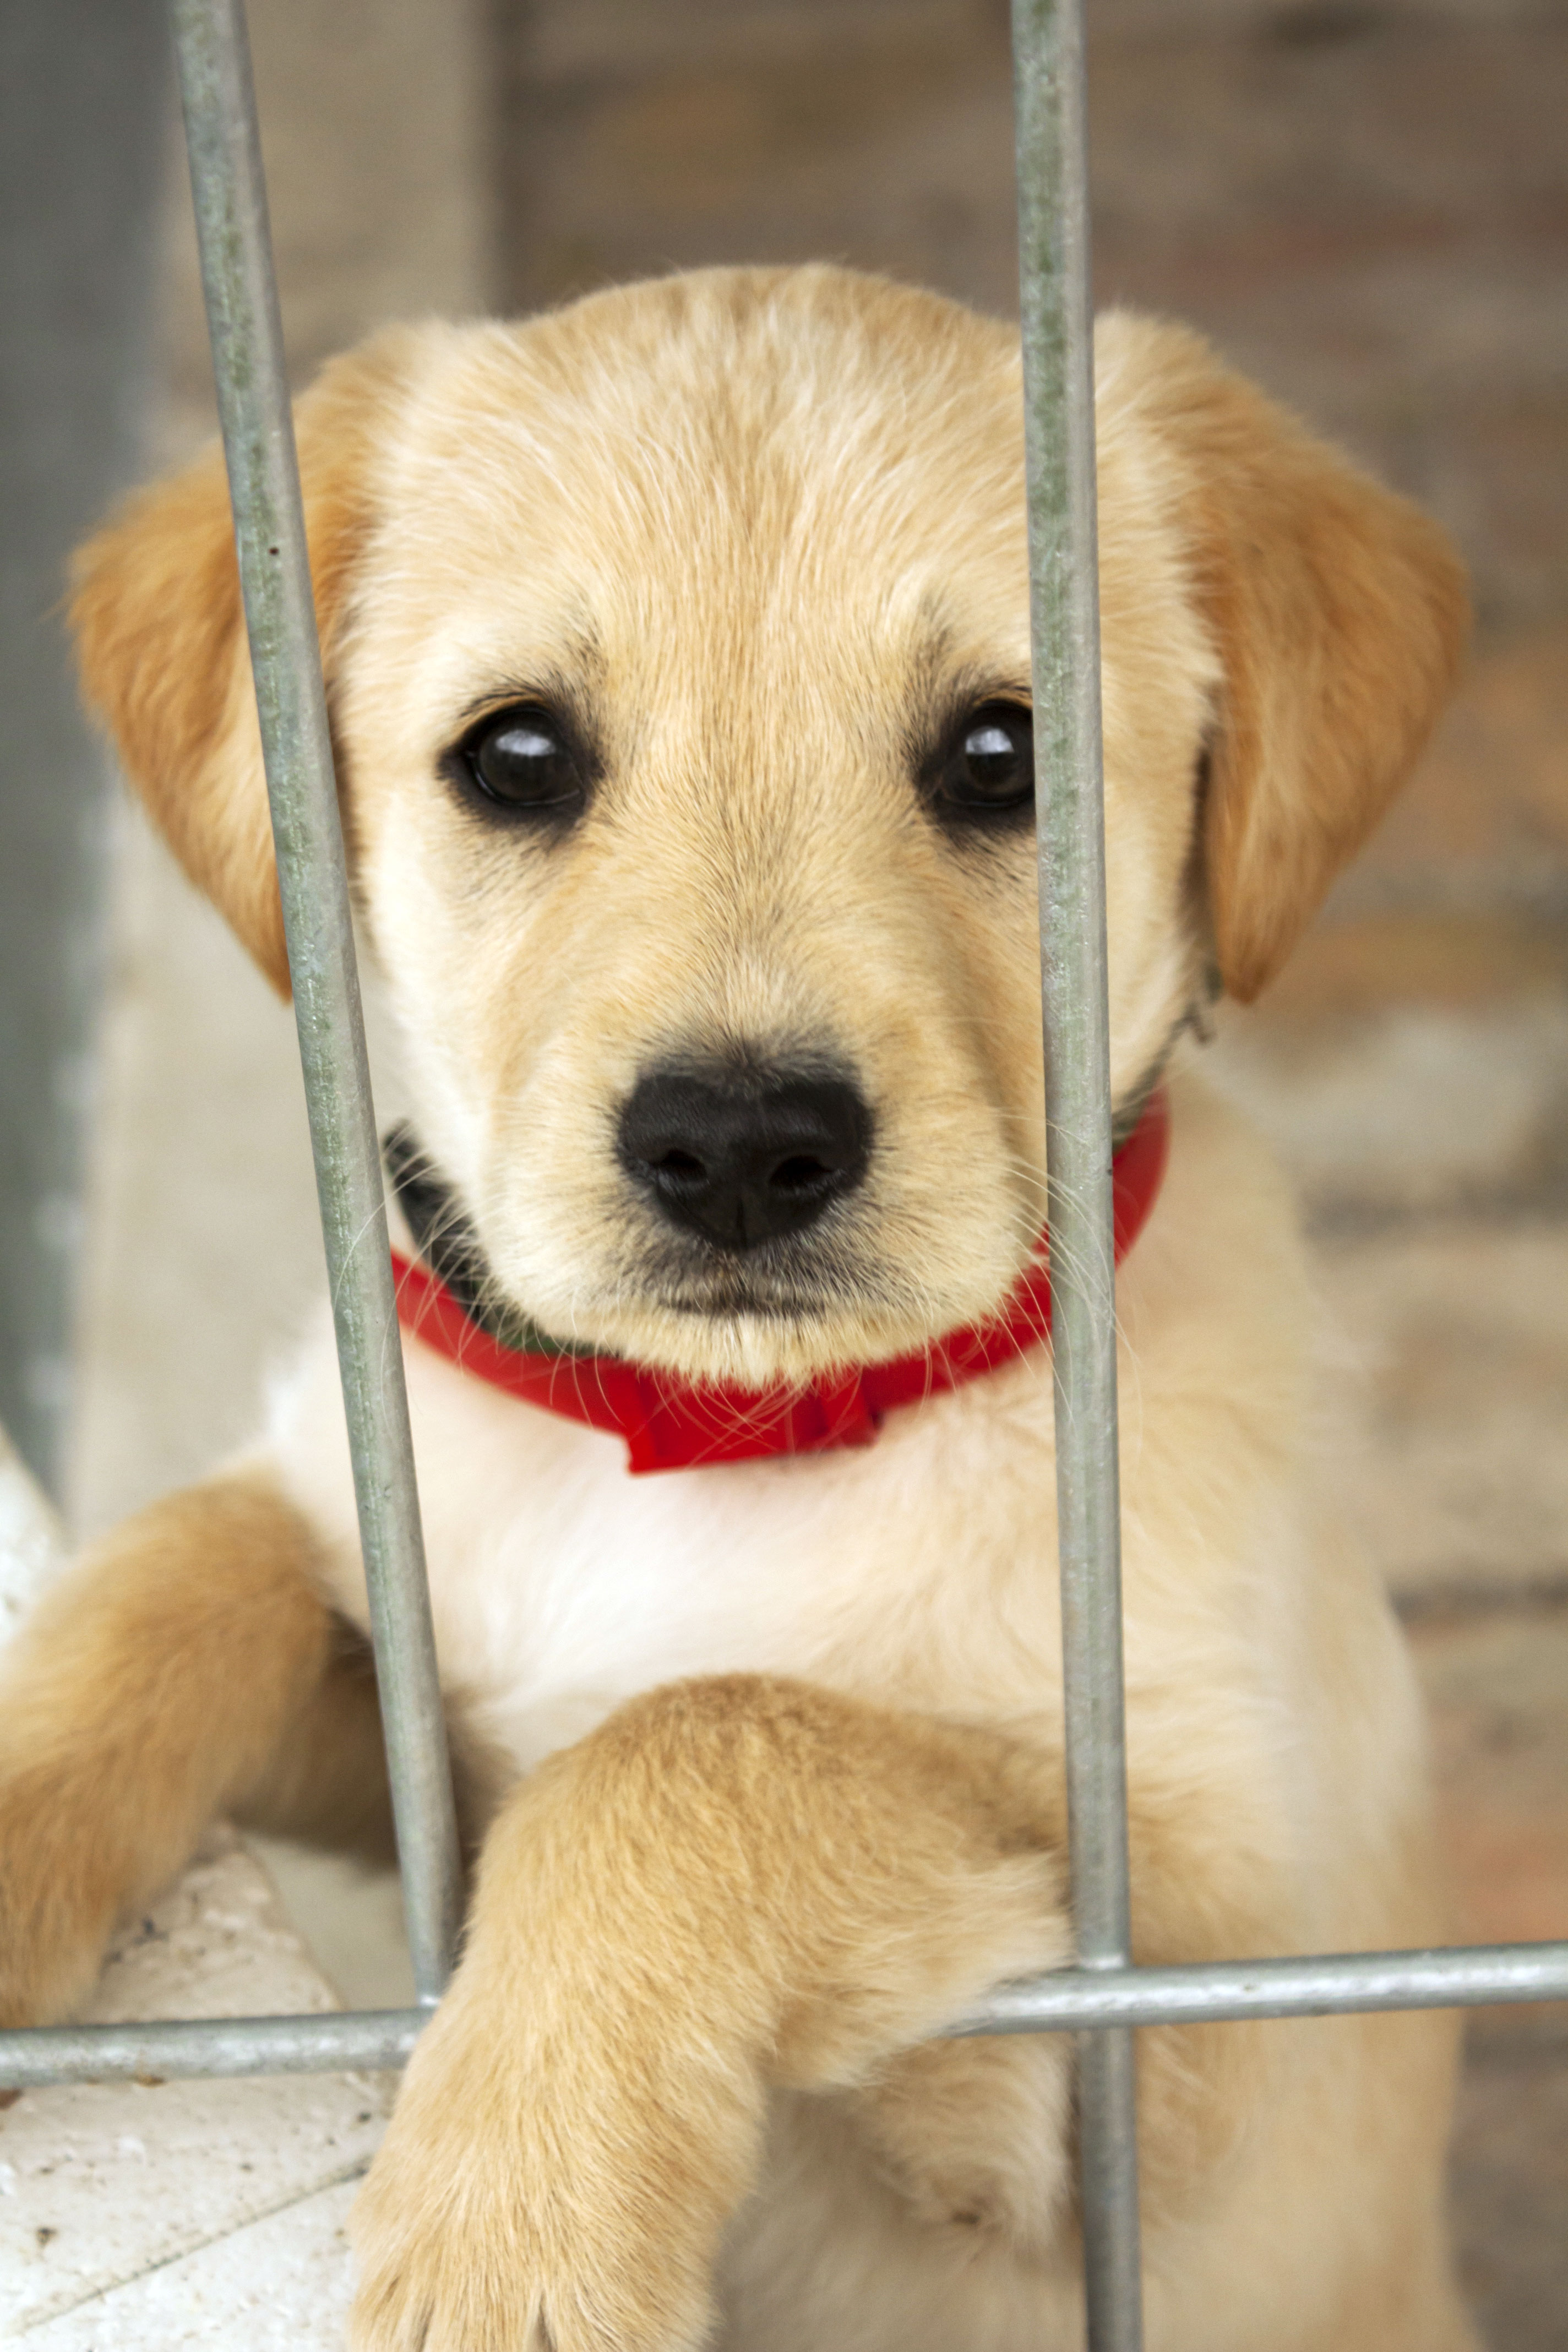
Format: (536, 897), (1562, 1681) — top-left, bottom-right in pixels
(618, 1061), (872, 1252)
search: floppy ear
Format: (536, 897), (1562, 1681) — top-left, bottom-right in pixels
(70, 328), (417, 998)
(1118, 318), (1469, 1003)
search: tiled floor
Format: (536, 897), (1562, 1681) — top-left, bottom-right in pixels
(58, 0), (1566, 2339)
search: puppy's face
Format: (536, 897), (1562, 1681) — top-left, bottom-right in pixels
(72, 269), (1466, 1385)
(337, 282), (1213, 1383)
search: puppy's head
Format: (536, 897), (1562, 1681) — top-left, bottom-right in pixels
(72, 268), (1466, 1385)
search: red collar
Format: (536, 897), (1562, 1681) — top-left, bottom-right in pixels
(391, 1088), (1168, 1475)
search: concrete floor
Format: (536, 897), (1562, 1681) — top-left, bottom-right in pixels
(59, 0), (1567, 2340)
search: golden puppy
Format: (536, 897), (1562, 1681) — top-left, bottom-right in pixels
(2, 267), (1473, 2350)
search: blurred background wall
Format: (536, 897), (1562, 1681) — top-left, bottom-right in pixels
(0, 0), (166, 1491)
(2, 1), (1563, 2338)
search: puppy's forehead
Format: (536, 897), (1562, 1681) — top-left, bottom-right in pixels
(361, 273), (1033, 721)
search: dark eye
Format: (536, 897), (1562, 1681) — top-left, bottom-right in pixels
(458, 704), (586, 814)
(938, 703), (1034, 817)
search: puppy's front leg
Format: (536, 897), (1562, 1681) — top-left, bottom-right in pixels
(352, 1674), (1069, 2352)
(0, 1468), (389, 2027)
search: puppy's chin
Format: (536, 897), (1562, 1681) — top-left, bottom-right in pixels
(505, 1245), (1033, 1389)
(573, 1293), (928, 1391)
(482, 1202), (1039, 1387)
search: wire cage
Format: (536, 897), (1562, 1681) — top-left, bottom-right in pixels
(2, 2), (1565, 2345)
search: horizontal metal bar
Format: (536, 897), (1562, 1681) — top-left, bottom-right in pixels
(0, 2008), (427, 2089)
(945, 1940), (1568, 2036)
(4, 1937), (1564, 2089)
(169, 0), (463, 2002)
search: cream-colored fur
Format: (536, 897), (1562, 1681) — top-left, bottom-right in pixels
(1, 266), (1474, 2349)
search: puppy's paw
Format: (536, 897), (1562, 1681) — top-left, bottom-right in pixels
(350, 1978), (739, 2352)
(350, 2114), (718, 2352)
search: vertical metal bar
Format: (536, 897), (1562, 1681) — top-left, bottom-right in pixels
(1011, 4), (1145, 2347)
(170, 0), (463, 2005)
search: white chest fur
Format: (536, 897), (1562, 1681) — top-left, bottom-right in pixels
(270, 1321), (1069, 1777)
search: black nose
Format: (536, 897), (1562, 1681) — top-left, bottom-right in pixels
(618, 1064), (872, 1251)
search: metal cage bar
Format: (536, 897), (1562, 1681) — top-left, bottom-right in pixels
(168, 0), (462, 2005)
(1, 3), (1566, 2349)
(1012, 2), (1144, 2343)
